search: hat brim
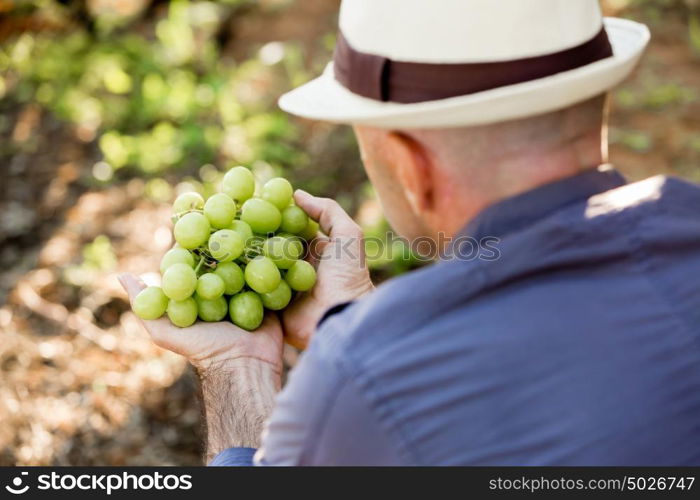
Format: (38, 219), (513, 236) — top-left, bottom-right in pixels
(278, 18), (650, 129)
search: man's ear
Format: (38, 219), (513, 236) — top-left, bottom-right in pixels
(385, 132), (434, 214)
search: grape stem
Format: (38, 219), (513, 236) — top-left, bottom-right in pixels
(194, 256), (206, 275)
(171, 208), (204, 224)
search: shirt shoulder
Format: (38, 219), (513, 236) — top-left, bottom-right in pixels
(314, 255), (487, 357)
(304, 174), (700, 465)
(316, 174), (700, 373)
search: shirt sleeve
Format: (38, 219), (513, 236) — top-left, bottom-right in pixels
(254, 339), (404, 466)
(208, 447), (256, 466)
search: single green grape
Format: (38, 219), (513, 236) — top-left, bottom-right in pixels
(280, 205), (309, 234)
(244, 256), (281, 293)
(229, 291), (264, 331)
(208, 229), (244, 262)
(261, 178), (293, 210)
(172, 192), (204, 215)
(167, 297), (198, 328)
(204, 193), (236, 229)
(161, 263), (197, 300)
(195, 294), (228, 322)
(298, 219), (320, 241)
(159, 247), (195, 274)
(222, 166), (255, 203)
(285, 260), (316, 292)
(262, 235), (303, 269)
(213, 261), (245, 295)
(174, 212), (211, 249)
(286, 235), (304, 256)
(133, 286), (169, 320)
(260, 280), (292, 311)
(196, 273), (225, 300)
(228, 220), (254, 244)
(241, 198), (281, 234)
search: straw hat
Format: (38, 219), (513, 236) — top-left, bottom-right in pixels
(279, 0), (650, 129)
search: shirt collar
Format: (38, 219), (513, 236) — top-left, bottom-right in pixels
(457, 165), (626, 242)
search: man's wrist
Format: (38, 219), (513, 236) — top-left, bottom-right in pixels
(197, 358), (281, 462)
(193, 352), (282, 375)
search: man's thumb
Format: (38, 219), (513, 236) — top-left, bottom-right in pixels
(118, 273), (147, 301)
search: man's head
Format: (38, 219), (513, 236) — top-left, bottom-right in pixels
(278, 1), (647, 244)
(354, 94), (610, 242)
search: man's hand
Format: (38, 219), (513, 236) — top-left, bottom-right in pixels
(119, 273), (283, 459)
(119, 273), (283, 374)
(282, 190), (374, 350)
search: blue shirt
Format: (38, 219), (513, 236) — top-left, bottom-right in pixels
(210, 167), (700, 466)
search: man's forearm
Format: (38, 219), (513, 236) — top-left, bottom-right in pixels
(198, 358), (281, 463)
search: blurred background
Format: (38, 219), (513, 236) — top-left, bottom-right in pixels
(0, 0), (698, 465)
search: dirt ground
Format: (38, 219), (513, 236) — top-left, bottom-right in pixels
(0, 1), (698, 465)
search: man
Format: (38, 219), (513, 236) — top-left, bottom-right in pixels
(120, 0), (700, 465)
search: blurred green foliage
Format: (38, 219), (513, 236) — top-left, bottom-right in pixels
(2, 0), (699, 278)
(0, 0), (418, 275)
(1, 0), (306, 181)
(64, 234), (118, 286)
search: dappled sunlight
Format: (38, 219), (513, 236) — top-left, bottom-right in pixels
(2, 184), (196, 465)
(0, 0), (357, 466)
(585, 175), (666, 218)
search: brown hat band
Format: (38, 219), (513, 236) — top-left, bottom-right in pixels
(333, 28), (613, 104)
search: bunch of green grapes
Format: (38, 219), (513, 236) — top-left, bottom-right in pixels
(132, 166), (319, 330)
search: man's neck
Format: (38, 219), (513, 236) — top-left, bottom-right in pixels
(437, 138), (605, 238)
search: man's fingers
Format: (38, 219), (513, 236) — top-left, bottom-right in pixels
(118, 273), (179, 349)
(304, 236), (329, 268)
(294, 190), (362, 239)
(118, 273), (147, 302)
(260, 312), (280, 330)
